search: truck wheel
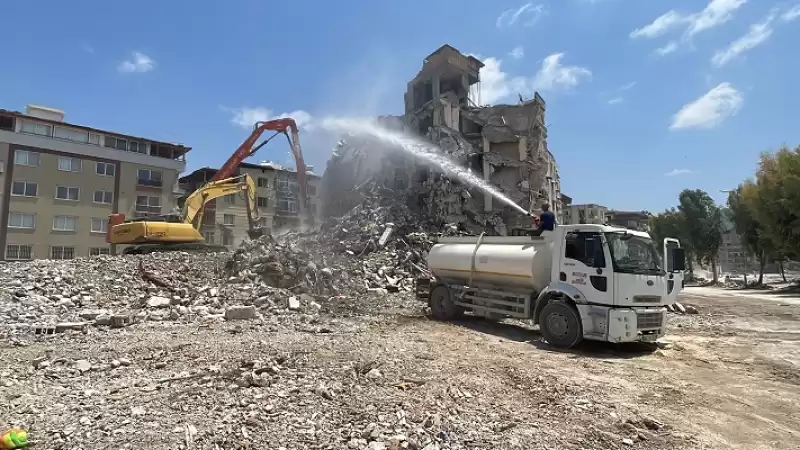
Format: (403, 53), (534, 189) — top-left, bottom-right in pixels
(539, 302), (583, 349)
(429, 285), (463, 320)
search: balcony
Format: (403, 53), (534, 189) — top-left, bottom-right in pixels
(137, 178), (163, 188)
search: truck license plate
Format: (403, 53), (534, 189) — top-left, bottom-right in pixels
(641, 334), (658, 342)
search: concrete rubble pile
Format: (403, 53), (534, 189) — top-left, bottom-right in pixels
(0, 189), (469, 334)
(230, 189), (471, 298)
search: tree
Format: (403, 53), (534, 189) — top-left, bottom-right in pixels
(747, 146), (800, 259)
(727, 183), (766, 284)
(678, 189), (724, 282)
(649, 208), (695, 275)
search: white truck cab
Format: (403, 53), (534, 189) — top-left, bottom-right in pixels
(416, 224), (686, 348)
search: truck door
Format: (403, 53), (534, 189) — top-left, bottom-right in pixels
(560, 231), (613, 305)
(664, 238), (684, 303)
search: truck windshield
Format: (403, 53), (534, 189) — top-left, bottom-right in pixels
(605, 233), (663, 275)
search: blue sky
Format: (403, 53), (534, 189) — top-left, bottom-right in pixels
(3, 0), (799, 212)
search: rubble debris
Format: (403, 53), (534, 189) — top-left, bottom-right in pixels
(667, 302), (699, 315)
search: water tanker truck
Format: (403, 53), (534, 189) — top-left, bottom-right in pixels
(416, 224), (686, 349)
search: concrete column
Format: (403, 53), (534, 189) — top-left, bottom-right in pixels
(432, 75), (441, 100)
(482, 136), (492, 212)
(461, 74), (470, 104)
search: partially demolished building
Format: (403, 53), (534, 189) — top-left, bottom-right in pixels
(321, 45), (562, 235)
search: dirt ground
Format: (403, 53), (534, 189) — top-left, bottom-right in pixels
(1, 287), (799, 449)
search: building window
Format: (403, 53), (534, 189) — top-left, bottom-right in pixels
(58, 156), (82, 172)
(277, 198), (298, 213)
(223, 214), (235, 226)
(137, 169), (163, 187)
(203, 231), (215, 244)
(96, 162), (115, 177)
(89, 247), (111, 257)
(129, 141), (147, 154)
(135, 195), (161, 214)
(223, 233), (234, 246)
(93, 190), (113, 204)
(51, 246), (75, 260)
(257, 197), (269, 208)
(14, 150), (40, 166)
(0, 116), (14, 131)
(89, 133), (101, 145)
(11, 181), (38, 197)
(20, 121), (52, 137)
(276, 174), (298, 193)
(8, 212), (35, 229)
(223, 194), (235, 204)
(257, 177), (269, 188)
(307, 185), (317, 196)
(55, 186), (80, 201)
(54, 127), (89, 143)
(6, 244), (32, 260)
(90, 218), (107, 233)
(105, 136), (128, 151)
(53, 216), (78, 232)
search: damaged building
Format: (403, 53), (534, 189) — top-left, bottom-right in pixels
(321, 44), (561, 235)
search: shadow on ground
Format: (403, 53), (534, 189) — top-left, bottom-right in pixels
(393, 313), (659, 359)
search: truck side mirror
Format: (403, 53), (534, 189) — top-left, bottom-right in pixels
(671, 248), (686, 272)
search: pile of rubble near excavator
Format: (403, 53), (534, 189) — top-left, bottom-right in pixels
(0, 189), (471, 335)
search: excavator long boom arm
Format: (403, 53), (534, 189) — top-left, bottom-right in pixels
(210, 118), (311, 223)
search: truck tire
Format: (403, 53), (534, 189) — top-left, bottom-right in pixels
(429, 285), (463, 320)
(539, 302), (583, 349)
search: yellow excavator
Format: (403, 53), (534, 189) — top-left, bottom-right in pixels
(106, 117), (310, 255)
(107, 174), (262, 254)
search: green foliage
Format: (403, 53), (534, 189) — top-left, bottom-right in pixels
(649, 208), (695, 271)
(727, 184), (762, 257)
(656, 145), (800, 281)
(677, 189), (724, 274)
(745, 146), (800, 258)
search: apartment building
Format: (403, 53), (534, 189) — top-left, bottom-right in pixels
(0, 105), (189, 260)
(178, 161), (321, 249)
(606, 210), (651, 232)
(562, 203), (609, 225)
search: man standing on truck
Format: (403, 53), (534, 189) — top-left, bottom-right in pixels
(538, 203), (556, 231)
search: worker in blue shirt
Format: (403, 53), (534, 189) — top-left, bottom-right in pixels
(538, 203), (556, 231)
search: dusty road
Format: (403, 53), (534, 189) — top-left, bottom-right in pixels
(1, 287), (798, 449)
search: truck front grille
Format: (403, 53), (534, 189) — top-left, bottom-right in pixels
(636, 312), (664, 329)
(633, 295), (662, 304)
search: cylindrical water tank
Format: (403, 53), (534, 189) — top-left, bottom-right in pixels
(426, 237), (554, 291)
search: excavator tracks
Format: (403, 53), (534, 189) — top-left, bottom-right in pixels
(121, 243), (229, 255)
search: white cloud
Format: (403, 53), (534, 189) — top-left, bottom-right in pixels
(476, 57), (515, 104)
(530, 53), (592, 92)
(509, 46), (525, 60)
(496, 3), (546, 28)
(686, 0), (747, 37)
(711, 13), (775, 67)
(118, 51), (155, 73)
(474, 52), (590, 105)
(655, 41), (680, 56)
(630, 0), (748, 54)
(781, 4), (800, 21)
(228, 107), (314, 130)
(670, 82), (743, 130)
(619, 81), (637, 91)
(630, 11), (688, 39)
(608, 97), (624, 105)
(665, 168), (694, 176)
